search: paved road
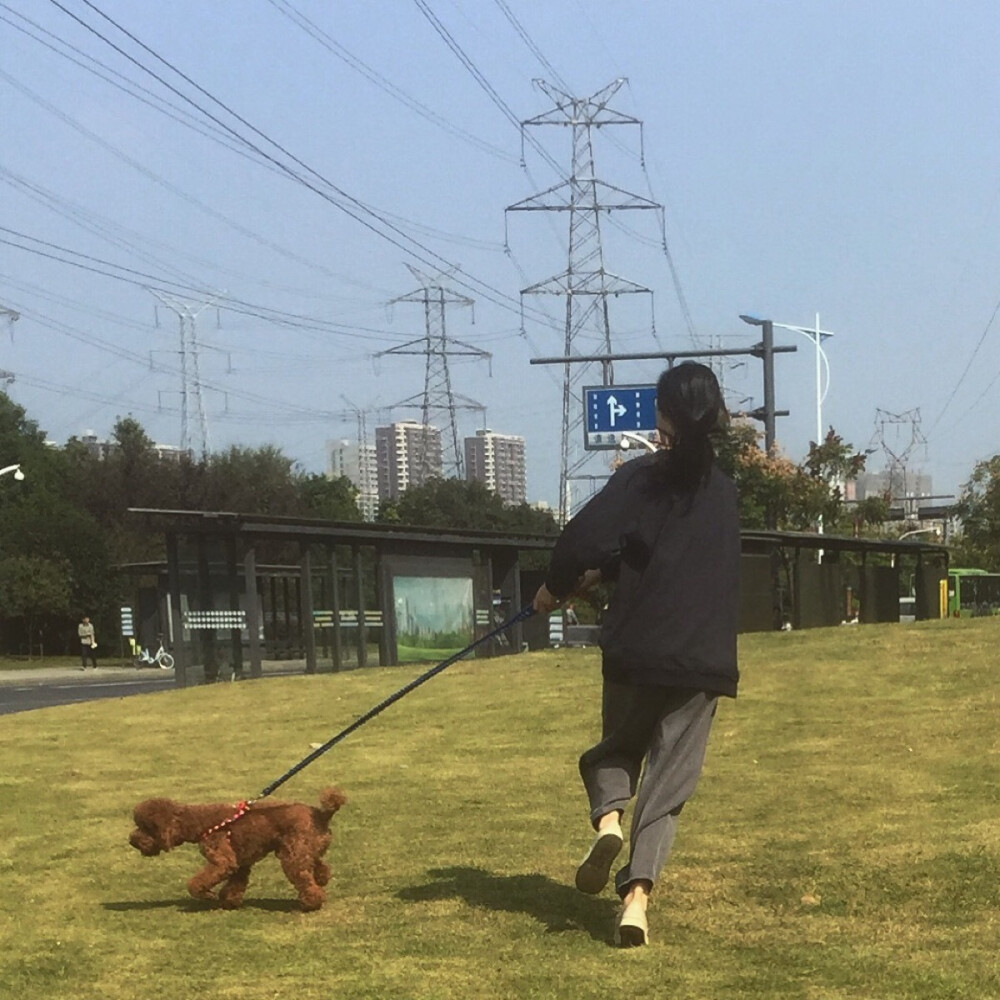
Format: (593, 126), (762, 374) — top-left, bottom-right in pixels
(0, 667), (176, 716)
(0, 661), (310, 716)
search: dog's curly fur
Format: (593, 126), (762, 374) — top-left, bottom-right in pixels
(129, 787), (346, 910)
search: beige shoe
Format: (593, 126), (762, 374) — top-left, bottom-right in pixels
(574, 820), (623, 894)
(614, 899), (649, 947)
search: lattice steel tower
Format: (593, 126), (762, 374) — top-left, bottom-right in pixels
(507, 79), (660, 522)
(149, 290), (219, 459)
(871, 407), (928, 509)
(377, 266), (491, 479)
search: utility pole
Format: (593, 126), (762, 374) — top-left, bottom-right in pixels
(0, 304), (19, 330)
(339, 395), (381, 521)
(149, 290), (221, 459)
(507, 79), (660, 523)
(0, 305), (18, 390)
(759, 319), (777, 454)
(376, 266), (491, 479)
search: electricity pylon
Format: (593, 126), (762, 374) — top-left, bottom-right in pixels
(0, 305), (18, 390)
(339, 395), (384, 520)
(871, 408), (928, 513)
(149, 290), (221, 459)
(377, 266), (491, 479)
(506, 78), (661, 523)
(0, 304), (18, 331)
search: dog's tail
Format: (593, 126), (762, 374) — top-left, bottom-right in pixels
(316, 786), (347, 819)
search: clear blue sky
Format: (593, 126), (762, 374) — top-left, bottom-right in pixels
(3, 0), (1000, 508)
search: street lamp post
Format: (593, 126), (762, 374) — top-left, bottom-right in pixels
(0, 464), (25, 481)
(770, 315), (835, 450)
(740, 313), (833, 540)
(772, 316), (835, 546)
(741, 314), (834, 452)
(893, 526), (942, 570)
(898, 527), (941, 541)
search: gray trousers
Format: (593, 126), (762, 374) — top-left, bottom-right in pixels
(579, 681), (717, 897)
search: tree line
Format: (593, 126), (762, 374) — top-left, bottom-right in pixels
(2, 389), (997, 656)
(0, 396), (362, 656)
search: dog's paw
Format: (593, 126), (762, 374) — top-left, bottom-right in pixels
(187, 878), (218, 901)
(298, 887), (325, 911)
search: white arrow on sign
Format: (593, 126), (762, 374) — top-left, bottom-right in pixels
(606, 394), (627, 427)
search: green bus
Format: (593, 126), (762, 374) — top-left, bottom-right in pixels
(942, 568), (1000, 617)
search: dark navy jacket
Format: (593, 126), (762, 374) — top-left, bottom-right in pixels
(545, 453), (741, 697)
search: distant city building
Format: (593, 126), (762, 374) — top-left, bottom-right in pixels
(153, 443), (184, 463)
(464, 429), (526, 505)
(855, 469), (933, 504)
(855, 467), (937, 519)
(374, 421), (443, 502)
(77, 430), (182, 463)
(327, 438), (379, 520)
(79, 430), (112, 460)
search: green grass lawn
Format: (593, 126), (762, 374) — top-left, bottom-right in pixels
(0, 655), (84, 672)
(2, 618), (999, 999)
(396, 644), (465, 662)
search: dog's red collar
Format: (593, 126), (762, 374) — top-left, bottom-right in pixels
(200, 800), (253, 840)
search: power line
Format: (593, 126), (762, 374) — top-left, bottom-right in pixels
(0, 4), (257, 161)
(3, 14), (458, 293)
(0, 66), (388, 292)
(492, 0), (571, 93)
(928, 291), (1000, 433)
(0, 163), (392, 303)
(410, 0), (564, 177)
(0, 226), (408, 343)
(265, 0), (517, 164)
(8, 301), (348, 422)
(46, 0), (546, 327)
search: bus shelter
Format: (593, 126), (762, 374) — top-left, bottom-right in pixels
(123, 510), (949, 685)
(125, 509), (555, 687)
(738, 529), (949, 631)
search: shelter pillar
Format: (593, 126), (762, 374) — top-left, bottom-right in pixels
(243, 541), (263, 678)
(166, 531), (186, 687)
(329, 546), (343, 671)
(300, 543), (317, 674)
(226, 534), (244, 680)
(354, 544), (367, 668)
(375, 548), (393, 666)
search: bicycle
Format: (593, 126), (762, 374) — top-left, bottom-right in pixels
(134, 636), (175, 670)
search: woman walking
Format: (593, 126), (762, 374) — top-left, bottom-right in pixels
(533, 362), (740, 947)
(78, 614), (98, 670)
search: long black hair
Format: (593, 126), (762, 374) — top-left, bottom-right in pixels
(655, 362), (727, 491)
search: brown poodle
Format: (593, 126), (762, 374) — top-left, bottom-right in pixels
(129, 786), (346, 910)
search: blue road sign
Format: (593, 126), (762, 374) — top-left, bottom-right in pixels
(583, 384), (658, 450)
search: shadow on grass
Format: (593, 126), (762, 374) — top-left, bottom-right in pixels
(397, 866), (619, 944)
(103, 897), (303, 913)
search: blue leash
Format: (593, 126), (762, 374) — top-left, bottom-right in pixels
(254, 603), (536, 800)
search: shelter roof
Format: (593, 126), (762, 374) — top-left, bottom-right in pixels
(127, 508), (556, 550)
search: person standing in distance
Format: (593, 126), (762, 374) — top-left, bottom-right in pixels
(78, 615), (98, 669)
(533, 362), (740, 947)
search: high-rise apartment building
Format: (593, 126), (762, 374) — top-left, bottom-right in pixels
(327, 439), (379, 520)
(374, 422), (443, 502)
(464, 429), (527, 505)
